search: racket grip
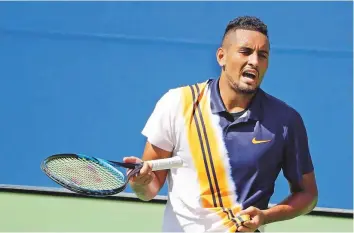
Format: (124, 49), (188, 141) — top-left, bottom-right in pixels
(147, 157), (184, 171)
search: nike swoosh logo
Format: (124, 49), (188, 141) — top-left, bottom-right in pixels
(252, 137), (271, 144)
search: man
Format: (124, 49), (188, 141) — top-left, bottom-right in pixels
(124, 16), (318, 232)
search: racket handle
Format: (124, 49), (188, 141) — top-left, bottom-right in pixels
(147, 156), (184, 171)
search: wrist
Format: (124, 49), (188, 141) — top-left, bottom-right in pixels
(261, 209), (270, 225)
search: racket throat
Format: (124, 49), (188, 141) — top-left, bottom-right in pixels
(110, 161), (142, 169)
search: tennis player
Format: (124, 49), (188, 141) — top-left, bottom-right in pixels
(124, 16), (318, 232)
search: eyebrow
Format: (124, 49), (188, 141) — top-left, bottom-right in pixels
(240, 46), (269, 55)
(259, 50), (269, 55)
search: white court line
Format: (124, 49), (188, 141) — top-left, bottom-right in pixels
(0, 184), (352, 215)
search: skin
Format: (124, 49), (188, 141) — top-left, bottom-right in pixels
(125, 28), (318, 231)
(217, 29), (269, 113)
(123, 142), (171, 201)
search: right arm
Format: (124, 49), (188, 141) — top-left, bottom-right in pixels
(124, 89), (178, 201)
(124, 142), (172, 201)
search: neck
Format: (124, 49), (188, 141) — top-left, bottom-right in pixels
(218, 77), (255, 113)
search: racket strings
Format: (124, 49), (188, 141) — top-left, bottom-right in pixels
(45, 157), (125, 191)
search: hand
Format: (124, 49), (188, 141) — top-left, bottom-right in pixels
(123, 156), (155, 186)
(237, 206), (266, 232)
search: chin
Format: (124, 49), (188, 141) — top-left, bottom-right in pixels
(234, 85), (259, 95)
(239, 89), (258, 95)
(227, 77), (259, 95)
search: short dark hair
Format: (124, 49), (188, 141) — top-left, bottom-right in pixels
(222, 16), (268, 42)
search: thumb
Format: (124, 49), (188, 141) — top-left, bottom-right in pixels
(238, 207), (256, 217)
(123, 156), (142, 163)
(237, 207), (255, 224)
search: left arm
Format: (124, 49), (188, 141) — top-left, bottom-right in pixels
(262, 171), (318, 224)
(238, 110), (318, 231)
(237, 172), (318, 232)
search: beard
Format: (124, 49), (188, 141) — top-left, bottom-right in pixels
(225, 73), (259, 95)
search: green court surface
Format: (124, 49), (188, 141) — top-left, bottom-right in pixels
(0, 192), (352, 232)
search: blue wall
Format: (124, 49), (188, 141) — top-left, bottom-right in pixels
(0, 2), (352, 210)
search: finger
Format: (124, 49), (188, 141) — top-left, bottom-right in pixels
(142, 176), (154, 185)
(238, 208), (257, 223)
(242, 220), (258, 229)
(126, 167), (139, 178)
(237, 225), (255, 232)
(238, 207), (257, 216)
(134, 171), (153, 183)
(123, 156), (142, 163)
(238, 214), (251, 224)
(126, 168), (133, 175)
(127, 168), (143, 182)
(129, 173), (146, 184)
(139, 162), (152, 176)
(128, 175), (136, 182)
(132, 165), (151, 179)
(132, 173), (154, 185)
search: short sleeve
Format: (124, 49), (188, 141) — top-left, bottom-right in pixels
(282, 110), (314, 187)
(141, 89), (178, 152)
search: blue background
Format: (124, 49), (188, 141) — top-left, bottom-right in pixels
(0, 2), (352, 210)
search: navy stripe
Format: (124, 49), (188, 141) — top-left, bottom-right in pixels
(189, 85), (217, 208)
(194, 84), (224, 207)
(237, 215), (245, 223)
(228, 208), (241, 228)
(221, 207), (240, 228)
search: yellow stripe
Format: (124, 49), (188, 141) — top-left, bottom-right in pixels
(182, 82), (215, 208)
(182, 81), (242, 232)
(194, 82), (233, 208)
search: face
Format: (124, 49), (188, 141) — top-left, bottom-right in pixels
(217, 29), (270, 95)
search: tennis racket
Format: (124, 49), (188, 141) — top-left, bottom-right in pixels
(41, 153), (184, 197)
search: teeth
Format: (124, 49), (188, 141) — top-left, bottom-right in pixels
(243, 69), (257, 77)
(243, 72), (256, 78)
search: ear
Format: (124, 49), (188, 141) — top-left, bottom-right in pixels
(216, 47), (226, 68)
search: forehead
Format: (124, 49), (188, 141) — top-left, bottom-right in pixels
(225, 29), (269, 50)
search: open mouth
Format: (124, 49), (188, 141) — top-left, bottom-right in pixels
(242, 69), (258, 80)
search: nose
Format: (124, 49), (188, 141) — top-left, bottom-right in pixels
(248, 52), (259, 67)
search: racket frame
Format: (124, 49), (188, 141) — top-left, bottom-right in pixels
(41, 153), (143, 197)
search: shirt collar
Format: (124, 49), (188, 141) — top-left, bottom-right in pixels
(209, 78), (264, 121)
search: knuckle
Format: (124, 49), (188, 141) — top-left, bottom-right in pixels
(237, 226), (245, 232)
(140, 167), (148, 174)
(144, 163), (152, 171)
